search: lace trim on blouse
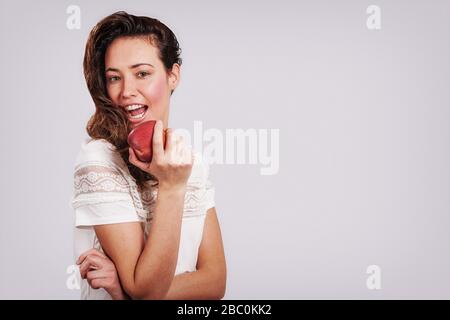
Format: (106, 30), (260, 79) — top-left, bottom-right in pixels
(74, 165), (129, 195)
(72, 160), (210, 222)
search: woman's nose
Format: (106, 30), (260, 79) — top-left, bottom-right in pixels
(121, 78), (138, 98)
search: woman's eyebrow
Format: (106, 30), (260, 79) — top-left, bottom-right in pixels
(105, 63), (154, 73)
(130, 63), (154, 69)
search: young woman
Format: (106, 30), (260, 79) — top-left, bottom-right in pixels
(71, 11), (226, 300)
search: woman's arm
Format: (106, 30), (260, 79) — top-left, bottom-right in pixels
(163, 207), (227, 300)
(93, 185), (186, 300)
(78, 207), (226, 300)
(80, 122), (193, 300)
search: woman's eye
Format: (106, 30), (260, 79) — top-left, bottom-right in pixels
(137, 71), (150, 78)
(107, 76), (120, 83)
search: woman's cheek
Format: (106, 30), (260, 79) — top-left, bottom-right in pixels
(106, 86), (119, 103)
(146, 76), (167, 103)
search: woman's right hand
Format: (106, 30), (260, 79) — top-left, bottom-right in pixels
(77, 248), (128, 300)
(129, 120), (193, 190)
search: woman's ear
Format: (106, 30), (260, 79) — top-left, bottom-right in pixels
(168, 63), (180, 92)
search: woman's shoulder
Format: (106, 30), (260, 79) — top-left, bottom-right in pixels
(74, 137), (124, 170)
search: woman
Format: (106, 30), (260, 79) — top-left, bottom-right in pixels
(71, 11), (226, 300)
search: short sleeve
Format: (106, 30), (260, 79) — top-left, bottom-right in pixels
(71, 164), (140, 228)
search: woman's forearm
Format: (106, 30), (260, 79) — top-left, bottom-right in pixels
(163, 268), (226, 300)
(116, 270), (224, 300)
(132, 186), (186, 299)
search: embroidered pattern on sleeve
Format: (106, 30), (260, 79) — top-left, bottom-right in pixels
(71, 164), (137, 211)
(74, 165), (129, 196)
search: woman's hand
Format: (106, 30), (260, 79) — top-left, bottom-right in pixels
(77, 248), (128, 300)
(129, 120), (193, 191)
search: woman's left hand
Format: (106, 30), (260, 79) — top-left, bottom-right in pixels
(77, 248), (128, 300)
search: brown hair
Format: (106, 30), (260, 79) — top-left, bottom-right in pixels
(83, 11), (182, 191)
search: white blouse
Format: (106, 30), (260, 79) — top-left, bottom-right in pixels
(71, 138), (215, 300)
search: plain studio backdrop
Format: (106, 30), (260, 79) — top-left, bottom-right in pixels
(1, 0), (449, 299)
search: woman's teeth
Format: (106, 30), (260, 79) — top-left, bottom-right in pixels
(125, 104), (145, 111)
(124, 104), (148, 119)
(130, 112), (145, 119)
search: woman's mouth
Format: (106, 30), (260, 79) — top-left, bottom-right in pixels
(124, 104), (149, 122)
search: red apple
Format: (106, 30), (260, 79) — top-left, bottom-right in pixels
(127, 120), (166, 163)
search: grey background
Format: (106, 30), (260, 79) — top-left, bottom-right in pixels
(1, 0), (449, 299)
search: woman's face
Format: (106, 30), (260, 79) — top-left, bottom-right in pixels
(104, 36), (180, 129)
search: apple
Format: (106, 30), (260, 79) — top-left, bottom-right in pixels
(127, 120), (166, 163)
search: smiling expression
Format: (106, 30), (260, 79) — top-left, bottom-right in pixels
(104, 36), (180, 129)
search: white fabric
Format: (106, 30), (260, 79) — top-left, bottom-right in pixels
(70, 138), (215, 300)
